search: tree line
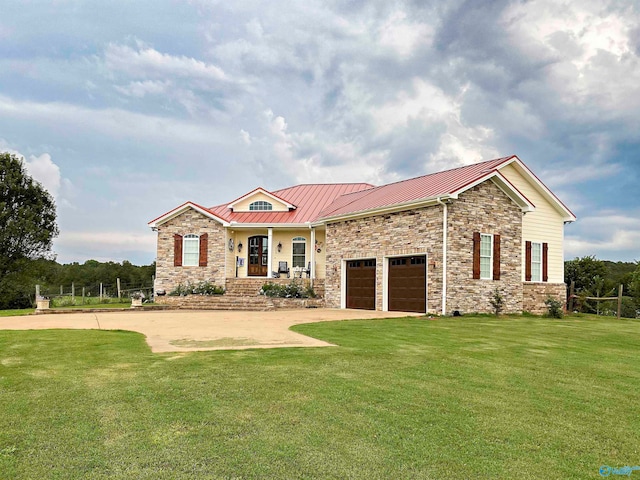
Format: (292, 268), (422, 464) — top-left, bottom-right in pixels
(565, 256), (639, 318)
(1, 152), (156, 308)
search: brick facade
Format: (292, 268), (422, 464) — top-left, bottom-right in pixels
(446, 181), (523, 314)
(155, 209), (226, 293)
(523, 283), (566, 315)
(153, 181), (564, 315)
(325, 180), (525, 314)
(325, 203), (444, 313)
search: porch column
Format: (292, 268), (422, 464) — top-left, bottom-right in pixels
(310, 228), (316, 279)
(267, 227), (273, 277)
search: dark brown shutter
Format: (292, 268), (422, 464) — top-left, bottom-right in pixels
(472, 232), (481, 279)
(174, 234), (183, 267)
(542, 242), (549, 282)
(199, 233), (208, 267)
(525, 241), (532, 281)
(493, 234), (501, 281)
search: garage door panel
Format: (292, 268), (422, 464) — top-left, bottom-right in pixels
(346, 259), (376, 310)
(389, 256), (426, 313)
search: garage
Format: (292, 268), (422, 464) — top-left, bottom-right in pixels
(346, 259), (376, 310)
(388, 256), (426, 313)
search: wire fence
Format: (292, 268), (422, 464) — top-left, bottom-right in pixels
(36, 279), (154, 307)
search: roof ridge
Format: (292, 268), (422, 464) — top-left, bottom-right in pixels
(367, 156), (514, 190)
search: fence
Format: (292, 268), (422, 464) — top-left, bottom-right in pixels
(36, 278), (154, 308)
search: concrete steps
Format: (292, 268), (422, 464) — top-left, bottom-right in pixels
(157, 294), (323, 311)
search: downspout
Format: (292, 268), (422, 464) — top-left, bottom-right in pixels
(436, 197), (448, 316)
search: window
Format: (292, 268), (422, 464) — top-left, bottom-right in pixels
(531, 242), (542, 282)
(473, 232), (500, 280)
(292, 236), (306, 268)
(183, 234), (199, 266)
(480, 234), (493, 279)
(249, 201), (273, 211)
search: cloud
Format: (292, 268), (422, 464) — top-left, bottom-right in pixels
(23, 153), (61, 198)
(0, 140), (69, 201)
(565, 211), (640, 261)
(54, 231), (157, 264)
(114, 80), (171, 98)
(104, 42), (228, 83)
(0, 94), (229, 146)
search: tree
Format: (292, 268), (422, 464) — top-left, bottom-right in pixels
(565, 256), (608, 293)
(0, 152), (59, 307)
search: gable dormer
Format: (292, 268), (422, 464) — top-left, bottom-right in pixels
(227, 187), (296, 213)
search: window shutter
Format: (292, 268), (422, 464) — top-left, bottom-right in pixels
(525, 241), (532, 281)
(493, 234), (501, 281)
(472, 232), (481, 279)
(542, 242), (549, 282)
(174, 234), (183, 267)
(199, 233), (208, 267)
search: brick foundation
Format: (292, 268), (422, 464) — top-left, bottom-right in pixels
(523, 283), (566, 315)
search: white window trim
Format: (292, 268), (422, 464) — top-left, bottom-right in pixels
(292, 236), (306, 269)
(249, 201), (273, 211)
(183, 234), (200, 267)
(480, 233), (493, 280)
(530, 241), (543, 282)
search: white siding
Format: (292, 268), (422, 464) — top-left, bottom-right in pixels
(232, 192), (290, 212)
(499, 164), (566, 283)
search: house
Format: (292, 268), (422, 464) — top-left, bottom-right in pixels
(148, 155), (575, 314)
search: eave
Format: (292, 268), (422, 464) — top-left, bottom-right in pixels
(147, 202), (229, 229)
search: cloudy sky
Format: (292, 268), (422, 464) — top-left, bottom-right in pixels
(1, 0), (638, 265)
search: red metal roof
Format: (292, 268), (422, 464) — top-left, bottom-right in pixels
(150, 155), (574, 226)
(207, 183), (374, 224)
(317, 156), (516, 219)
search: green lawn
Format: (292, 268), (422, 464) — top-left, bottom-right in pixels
(0, 315), (638, 479)
(0, 309), (34, 317)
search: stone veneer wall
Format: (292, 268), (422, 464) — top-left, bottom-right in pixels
(325, 180), (526, 314)
(523, 283), (566, 314)
(155, 209), (226, 293)
(446, 181), (523, 314)
(325, 205), (444, 313)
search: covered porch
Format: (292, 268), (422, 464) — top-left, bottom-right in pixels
(225, 226), (326, 280)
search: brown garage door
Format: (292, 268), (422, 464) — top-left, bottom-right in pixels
(388, 256), (426, 313)
(346, 259), (376, 310)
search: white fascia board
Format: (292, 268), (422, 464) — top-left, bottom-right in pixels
(316, 195), (454, 225)
(226, 188), (296, 211)
(227, 222), (310, 229)
(499, 157), (577, 222)
(452, 171), (535, 213)
(148, 202), (229, 228)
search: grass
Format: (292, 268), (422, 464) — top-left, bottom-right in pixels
(0, 314), (639, 479)
(49, 296), (133, 308)
(50, 302), (135, 310)
(0, 309), (34, 317)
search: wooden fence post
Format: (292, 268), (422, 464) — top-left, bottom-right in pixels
(72, 282), (75, 303)
(82, 287), (85, 305)
(100, 283), (103, 300)
(117, 278), (121, 300)
(36, 284), (40, 299)
(618, 284), (623, 320)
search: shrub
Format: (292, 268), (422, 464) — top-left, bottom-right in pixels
(168, 281), (224, 296)
(489, 287), (505, 316)
(260, 280), (315, 299)
(544, 296), (564, 318)
(192, 281), (225, 295)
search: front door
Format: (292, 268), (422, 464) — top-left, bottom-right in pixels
(248, 236), (269, 276)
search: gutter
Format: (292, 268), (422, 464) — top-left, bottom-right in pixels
(436, 197), (449, 316)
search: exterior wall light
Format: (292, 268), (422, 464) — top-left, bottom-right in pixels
(238, 242), (243, 253)
(277, 242), (282, 252)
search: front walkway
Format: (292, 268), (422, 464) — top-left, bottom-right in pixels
(0, 309), (421, 353)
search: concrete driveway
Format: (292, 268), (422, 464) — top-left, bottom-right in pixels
(0, 308), (421, 353)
